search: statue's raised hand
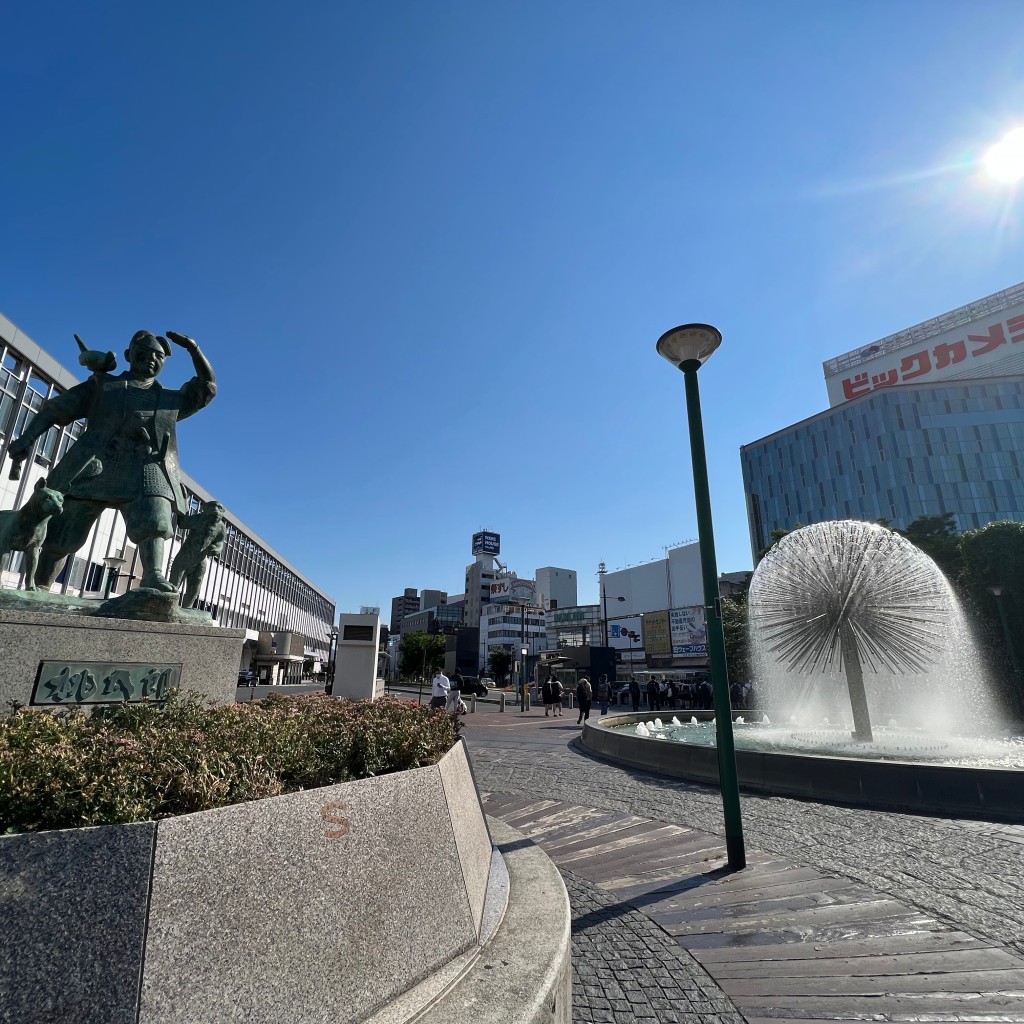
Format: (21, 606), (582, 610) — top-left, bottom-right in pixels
(165, 331), (198, 353)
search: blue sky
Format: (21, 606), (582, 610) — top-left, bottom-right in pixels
(4, 2), (1024, 612)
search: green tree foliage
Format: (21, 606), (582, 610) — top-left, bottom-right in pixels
(959, 521), (1024, 713)
(899, 512), (964, 583)
(398, 631), (446, 678)
(487, 646), (512, 684)
(720, 594), (751, 684)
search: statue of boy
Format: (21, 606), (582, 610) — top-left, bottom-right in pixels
(7, 330), (215, 592)
(169, 501), (227, 608)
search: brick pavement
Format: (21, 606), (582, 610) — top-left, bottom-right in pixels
(455, 704), (1024, 1022)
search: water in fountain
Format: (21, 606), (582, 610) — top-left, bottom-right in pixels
(746, 520), (1003, 754)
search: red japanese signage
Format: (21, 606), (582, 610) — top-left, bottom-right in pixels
(827, 309), (1024, 406)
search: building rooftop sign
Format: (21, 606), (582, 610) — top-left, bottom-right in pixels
(822, 281), (1024, 407)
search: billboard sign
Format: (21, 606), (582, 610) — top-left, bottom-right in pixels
(825, 298), (1024, 407)
(608, 617), (643, 648)
(490, 577), (536, 604)
(472, 531), (501, 556)
(670, 605), (706, 657)
(642, 610), (672, 656)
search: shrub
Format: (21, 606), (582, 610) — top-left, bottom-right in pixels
(0, 693), (460, 834)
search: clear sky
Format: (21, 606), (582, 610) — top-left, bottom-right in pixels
(4, 2), (1024, 612)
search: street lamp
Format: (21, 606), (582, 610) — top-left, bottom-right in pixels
(657, 322), (746, 871)
(325, 627), (339, 694)
(597, 562), (626, 646)
(102, 555), (127, 599)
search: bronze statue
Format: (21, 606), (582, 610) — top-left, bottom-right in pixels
(169, 501), (227, 608)
(7, 330), (215, 593)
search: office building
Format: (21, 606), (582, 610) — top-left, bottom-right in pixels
(0, 313), (335, 665)
(390, 588), (420, 633)
(741, 282), (1024, 558)
(535, 566), (577, 610)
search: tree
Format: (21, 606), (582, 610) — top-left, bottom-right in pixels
(398, 631), (446, 678)
(488, 646), (512, 685)
(720, 594), (751, 684)
(959, 521), (1024, 714)
(900, 512), (964, 584)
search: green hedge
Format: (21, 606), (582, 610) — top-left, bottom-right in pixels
(0, 692), (461, 834)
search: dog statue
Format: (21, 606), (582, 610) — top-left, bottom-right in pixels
(0, 457), (102, 591)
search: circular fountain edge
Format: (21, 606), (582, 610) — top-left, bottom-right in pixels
(581, 713), (1024, 823)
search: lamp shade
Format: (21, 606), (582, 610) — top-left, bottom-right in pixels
(656, 323), (722, 369)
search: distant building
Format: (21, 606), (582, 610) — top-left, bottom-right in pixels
(536, 566), (577, 610)
(741, 282), (1024, 559)
(389, 588), (420, 633)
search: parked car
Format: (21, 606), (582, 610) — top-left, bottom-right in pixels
(238, 670), (256, 685)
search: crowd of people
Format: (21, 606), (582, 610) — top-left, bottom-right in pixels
(428, 667), (757, 720)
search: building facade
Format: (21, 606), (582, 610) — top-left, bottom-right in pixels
(389, 588), (420, 633)
(535, 566), (578, 610)
(0, 313), (335, 663)
(741, 283), (1024, 559)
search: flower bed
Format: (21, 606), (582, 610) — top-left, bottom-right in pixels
(0, 692), (460, 833)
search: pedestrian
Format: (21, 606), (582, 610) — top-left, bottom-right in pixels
(729, 680), (744, 710)
(542, 673), (556, 716)
(629, 676), (641, 712)
(659, 678), (670, 710)
(646, 676), (659, 711)
(668, 681), (679, 710)
(430, 668), (450, 710)
(448, 668), (467, 714)
(551, 674), (565, 716)
(576, 674), (593, 724)
(595, 674), (613, 715)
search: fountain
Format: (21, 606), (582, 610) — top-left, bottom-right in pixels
(748, 520), (1002, 750)
(580, 521), (1024, 820)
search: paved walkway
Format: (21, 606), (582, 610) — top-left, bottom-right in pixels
(453, 701), (1024, 1024)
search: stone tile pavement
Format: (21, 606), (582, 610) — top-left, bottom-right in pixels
(456, 704), (1024, 1023)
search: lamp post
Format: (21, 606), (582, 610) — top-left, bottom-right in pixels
(987, 586), (1021, 680)
(325, 628), (338, 694)
(657, 323), (746, 871)
(597, 563), (626, 647)
(102, 555), (127, 599)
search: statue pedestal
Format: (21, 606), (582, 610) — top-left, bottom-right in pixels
(0, 607), (244, 712)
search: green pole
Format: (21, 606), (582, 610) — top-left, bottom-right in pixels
(682, 363), (746, 870)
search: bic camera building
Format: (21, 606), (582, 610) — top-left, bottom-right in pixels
(0, 313), (336, 678)
(741, 282), (1024, 559)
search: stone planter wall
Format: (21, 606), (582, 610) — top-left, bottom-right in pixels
(0, 740), (494, 1024)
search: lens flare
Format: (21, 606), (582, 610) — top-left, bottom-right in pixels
(983, 126), (1024, 183)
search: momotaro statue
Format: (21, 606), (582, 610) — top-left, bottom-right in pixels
(169, 501), (226, 608)
(7, 330), (215, 593)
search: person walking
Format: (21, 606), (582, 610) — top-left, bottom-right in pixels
(448, 668), (466, 714)
(595, 674), (613, 716)
(576, 674), (593, 725)
(430, 668), (450, 710)
(629, 676), (641, 712)
(541, 673), (556, 716)
(646, 676), (659, 712)
(551, 675), (565, 716)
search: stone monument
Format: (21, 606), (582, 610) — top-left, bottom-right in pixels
(0, 329), (243, 711)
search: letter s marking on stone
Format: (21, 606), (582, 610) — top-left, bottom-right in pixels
(321, 802), (349, 839)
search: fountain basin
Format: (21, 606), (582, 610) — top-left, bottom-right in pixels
(581, 713), (1024, 822)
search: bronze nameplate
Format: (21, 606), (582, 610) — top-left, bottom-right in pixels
(32, 662), (183, 706)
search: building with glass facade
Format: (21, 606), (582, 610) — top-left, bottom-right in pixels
(0, 312), (336, 665)
(741, 283), (1024, 560)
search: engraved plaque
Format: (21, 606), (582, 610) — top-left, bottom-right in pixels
(32, 662), (183, 706)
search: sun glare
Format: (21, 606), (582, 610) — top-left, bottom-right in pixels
(983, 127), (1024, 183)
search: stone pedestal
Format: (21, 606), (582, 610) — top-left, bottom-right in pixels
(0, 608), (244, 712)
